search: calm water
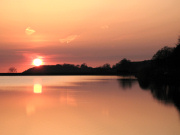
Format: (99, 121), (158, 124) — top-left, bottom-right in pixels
(0, 76), (179, 135)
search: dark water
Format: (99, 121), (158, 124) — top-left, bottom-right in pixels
(0, 76), (179, 135)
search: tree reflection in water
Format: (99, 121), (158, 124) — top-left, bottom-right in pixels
(117, 78), (180, 113)
(117, 79), (137, 89)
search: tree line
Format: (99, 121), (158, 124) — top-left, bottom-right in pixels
(20, 37), (180, 77)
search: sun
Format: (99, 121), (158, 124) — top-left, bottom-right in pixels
(33, 58), (43, 66)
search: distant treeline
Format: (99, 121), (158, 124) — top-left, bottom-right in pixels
(21, 37), (180, 79)
(23, 63), (115, 75)
(22, 60), (152, 75)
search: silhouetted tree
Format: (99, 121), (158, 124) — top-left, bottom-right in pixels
(63, 63), (76, 68)
(120, 58), (131, 64)
(112, 58), (133, 75)
(172, 37), (180, 61)
(76, 65), (80, 68)
(113, 58), (131, 69)
(102, 63), (111, 69)
(175, 36), (180, 47)
(8, 67), (17, 73)
(80, 63), (88, 69)
(152, 46), (174, 60)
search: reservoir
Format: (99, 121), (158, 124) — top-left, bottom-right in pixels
(0, 76), (179, 135)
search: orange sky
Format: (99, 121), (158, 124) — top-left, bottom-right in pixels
(0, 0), (180, 72)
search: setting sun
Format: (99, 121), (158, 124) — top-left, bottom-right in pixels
(33, 58), (43, 66)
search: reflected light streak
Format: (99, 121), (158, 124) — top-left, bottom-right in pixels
(59, 92), (77, 106)
(26, 104), (35, 116)
(33, 84), (42, 94)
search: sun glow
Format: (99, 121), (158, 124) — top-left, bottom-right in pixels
(33, 58), (43, 66)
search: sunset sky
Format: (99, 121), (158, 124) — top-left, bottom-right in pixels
(0, 0), (180, 72)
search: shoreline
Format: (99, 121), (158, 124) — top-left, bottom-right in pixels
(0, 73), (123, 76)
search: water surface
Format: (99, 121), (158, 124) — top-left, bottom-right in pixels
(0, 76), (179, 135)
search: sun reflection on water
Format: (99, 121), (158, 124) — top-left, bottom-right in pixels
(26, 104), (35, 116)
(33, 84), (42, 94)
(33, 78), (42, 94)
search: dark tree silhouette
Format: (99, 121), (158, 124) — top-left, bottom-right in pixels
(172, 37), (180, 60)
(102, 63), (111, 69)
(8, 67), (17, 73)
(80, 63), (88, 69)
(152, 46), (174, 60)
(120, 58), (131, 64)
(113, 58), (131, 69)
